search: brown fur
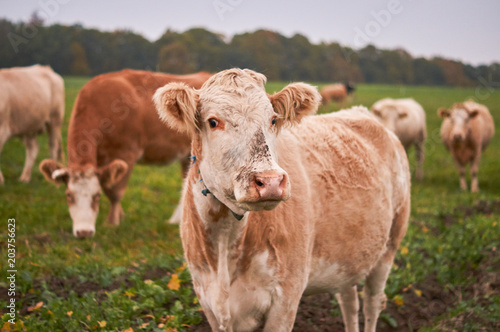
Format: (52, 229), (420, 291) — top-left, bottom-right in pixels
(41, 69), (212, 226)
(439, 100), (495, 192)
(0, 65), (64, 183)
(320, 84), (348, 105)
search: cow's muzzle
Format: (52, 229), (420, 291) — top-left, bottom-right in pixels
(253, 172), (289, 201)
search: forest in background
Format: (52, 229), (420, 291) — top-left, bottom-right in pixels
(1, 16), (499, 86)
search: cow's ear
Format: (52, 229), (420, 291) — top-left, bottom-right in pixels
(270, 83), (321, 126)
(438, 108), (450, 118)
(40, 159), (68, 186)
(468, 109), (479, 118)
(371, 108), (382, 117)
(153, 82), (199, 136)
(97, 159), (128, 189)
(398, 111), (408, 119)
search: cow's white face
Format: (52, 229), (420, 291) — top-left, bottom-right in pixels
(40, 159), (128, 238)
(154, 69), (321, 216)
(439, 106), (478, 142)
(197, 79), (289, 214)
(65, 168), (101, 238)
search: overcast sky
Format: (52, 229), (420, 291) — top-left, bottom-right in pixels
(1, 0), (499, 65)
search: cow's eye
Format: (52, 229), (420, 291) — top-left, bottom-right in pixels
(271, 116), (277, 126)
(208, 118), (219, 128)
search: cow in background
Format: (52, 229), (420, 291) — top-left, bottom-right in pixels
(40, 69), (212, 238)
(320, 82), (355, 106)
(371, 98), (427, 180)
(0, 65), (64, 183)
(438, 100), (495, 192)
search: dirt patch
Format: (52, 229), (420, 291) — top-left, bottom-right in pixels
(186, 263), (498, 332)
(142, 267), (169, 281)
(454, 199), (500, 218)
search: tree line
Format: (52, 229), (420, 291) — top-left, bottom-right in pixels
(0, 17), (498, 87)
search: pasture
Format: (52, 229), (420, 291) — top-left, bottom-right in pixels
(1, 77), (499, 331)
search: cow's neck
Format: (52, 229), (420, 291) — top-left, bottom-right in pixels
(186, 151), (248, 328)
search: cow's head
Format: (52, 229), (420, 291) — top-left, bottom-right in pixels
(153, 68), (320, 216)
(40, 159), (128, 238)
(438, 104), (479, 142)
(371, 101), (407, 133)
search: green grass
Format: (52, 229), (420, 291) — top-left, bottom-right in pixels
(1, 78), (499, 331)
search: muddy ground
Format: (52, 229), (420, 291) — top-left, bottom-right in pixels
(3, 200), (499, 331)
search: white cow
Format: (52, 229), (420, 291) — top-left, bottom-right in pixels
(154, 69), (410, 332)
(371, 98), (427, 180)
(0, 65), (64, 183)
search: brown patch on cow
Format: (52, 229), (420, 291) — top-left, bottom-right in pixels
(250, 130), (272, 160)
(208, 204), (230, 223)
(65, 191), (75, 205)
(181, 174), (218, 272)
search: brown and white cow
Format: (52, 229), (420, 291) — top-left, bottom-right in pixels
(438, 100), (495, 192)
(40, 69), (212, 238)
(153, 69), (410, 331)
(371, 98), (427, 180)
(0, 65), (64, 184)
(320, 82), (355, 106)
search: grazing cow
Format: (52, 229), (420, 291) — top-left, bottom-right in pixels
(0, 65), (64, 184)
(371, 98), (427, 180)
(153, 69), (410, 331)
(320, 82), (355, 106)
(40, 69), (212, 238)
(438, 100), (495, 192)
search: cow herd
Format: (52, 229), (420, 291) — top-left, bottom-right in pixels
(0, 65), (496, 331)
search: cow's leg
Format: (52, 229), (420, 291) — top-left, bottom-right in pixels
(415, 140), (425, 181)
(470, 149), (482, 192)
(362, 261), (391, 332)
(0, 126), (10, 184)
(104, 187), (126, 226)
(47, 122), (64, 163)
(19, 135), (39, 183)
(168, 156), (190, 224)
(102, 164), (133, 226)
(263, 293), (302, 332)
(335, 285), (360, 332)
(452, 157), (467, 190)
(364, 197), (410, 332)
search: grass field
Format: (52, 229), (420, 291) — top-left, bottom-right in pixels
(1, 77), (499, 331)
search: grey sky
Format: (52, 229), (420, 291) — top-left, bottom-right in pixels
(1, 0), (499, 65)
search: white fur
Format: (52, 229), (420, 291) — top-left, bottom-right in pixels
(67, 174), (100, 237)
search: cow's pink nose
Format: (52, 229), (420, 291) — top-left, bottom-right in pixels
(254, 173), (287, 200)
(75, 230), (94, 238)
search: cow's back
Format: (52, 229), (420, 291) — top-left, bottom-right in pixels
(244, 107), (409, 293)
(464, 100), (495, 149)
(394, 99), (426, 146)
(68, 70), (211, 166)
(0, 65), (64, 136)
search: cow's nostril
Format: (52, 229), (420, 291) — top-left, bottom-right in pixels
(256, 180), (264, 187)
